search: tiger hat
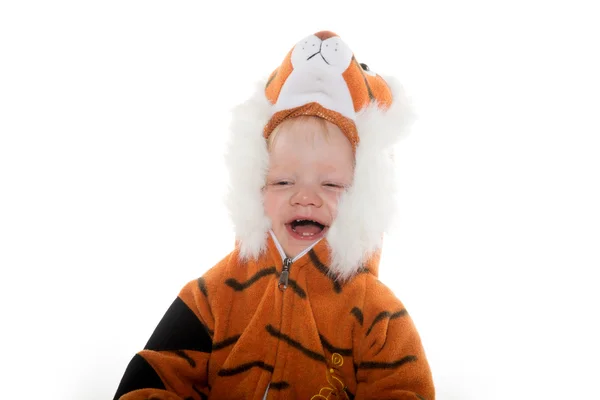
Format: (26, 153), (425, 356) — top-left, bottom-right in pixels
(225, 30), (414, 280)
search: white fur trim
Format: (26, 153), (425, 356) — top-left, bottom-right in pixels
(225, 76), (414, 278)
(224, 81), (273, 260)
(326, 76), (415, 280)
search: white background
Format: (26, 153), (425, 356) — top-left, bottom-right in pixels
(1, 1), (599, 399)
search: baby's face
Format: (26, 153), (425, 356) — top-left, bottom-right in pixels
(263, 117), (354, 258)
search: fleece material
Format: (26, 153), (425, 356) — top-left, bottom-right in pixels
(114, 235), (435, 400)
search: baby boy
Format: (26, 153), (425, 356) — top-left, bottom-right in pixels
(114, 30), (435, 400)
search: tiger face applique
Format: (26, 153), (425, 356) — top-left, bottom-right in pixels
(263, 30), (393, 150)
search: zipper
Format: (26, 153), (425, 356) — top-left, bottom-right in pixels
(278, 257), (293, 291)
(267, 231), (321, 397)
(269, 230), (322, 292)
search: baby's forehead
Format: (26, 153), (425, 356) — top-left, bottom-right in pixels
(270, 117), (332, 142)
(269, 117), (352, 149)
(267, 150), (354, 176)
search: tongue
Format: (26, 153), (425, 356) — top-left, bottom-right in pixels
(293, 222), (322, 236)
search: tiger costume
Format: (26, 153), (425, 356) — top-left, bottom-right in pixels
(114, 31), (435, 399)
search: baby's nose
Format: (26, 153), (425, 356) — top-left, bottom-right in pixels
(292, 188), (322, 207)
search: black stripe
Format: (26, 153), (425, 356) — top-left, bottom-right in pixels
(272, 271), (306, 299)
(193, 385), (208, 400)
(416, 395), (426, 400)
(284, 276), (307, 299)
(144, 297), (212, 353)
(319, 334), (352, 356)
(354, 57), (375, 101)
(357, 266), (371, 275)
(357, 355), (417, 370)
(197, 277), (208, 298)
(366, 309), (408, 336)
(345, 388), (356, 400)
(224, 268), (307, 298)
(218, 361), (274, 376)
(225, 267), (277, 291)
(113, 354), (165, 400)
(309, 250), (342, 293)
(350, 307), (364, 326)
(169, 349), (196, 367)
(265, 69), (278, 89)
(269, 381), (290, 390)
(213, 334), (241, 351)
(266, 324), (326, 363)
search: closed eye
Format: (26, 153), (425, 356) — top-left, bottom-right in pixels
(324, 183), (346, 189)
(273, 180), (292, 186)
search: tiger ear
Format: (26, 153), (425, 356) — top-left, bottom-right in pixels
(264, 48), (294, 104)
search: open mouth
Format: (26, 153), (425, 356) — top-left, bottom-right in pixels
(285, 219), (328, 240)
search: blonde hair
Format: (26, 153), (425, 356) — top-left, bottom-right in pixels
(266, 116), (334, 151)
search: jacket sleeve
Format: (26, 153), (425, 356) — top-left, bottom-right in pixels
(354, 277), (435, 400)
(113, 277), (216, 400)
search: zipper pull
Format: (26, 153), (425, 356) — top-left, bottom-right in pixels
(278, 257), (292, 291)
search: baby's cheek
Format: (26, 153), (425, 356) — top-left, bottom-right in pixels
(325, 191), (345, 215)
(262, 192), (275, 217)
(263, 190), (286, 221)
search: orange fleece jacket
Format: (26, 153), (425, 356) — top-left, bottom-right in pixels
(114, 236), (434, 399)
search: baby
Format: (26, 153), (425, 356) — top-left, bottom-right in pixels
(263, 116), (353, 262)
(114, 31), (435, 400)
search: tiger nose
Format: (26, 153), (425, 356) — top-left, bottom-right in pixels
(314, 31), (338, 41)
